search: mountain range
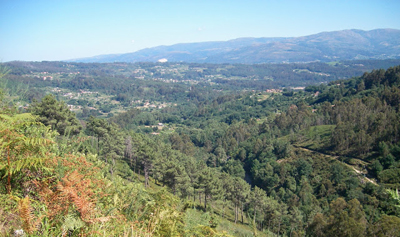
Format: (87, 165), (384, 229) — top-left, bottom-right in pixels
(69, 29), (400, 64)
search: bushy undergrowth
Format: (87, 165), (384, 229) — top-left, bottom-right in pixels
(0, 112), (229, 236)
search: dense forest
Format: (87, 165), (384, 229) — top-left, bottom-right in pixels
(1, 61), (400, 236)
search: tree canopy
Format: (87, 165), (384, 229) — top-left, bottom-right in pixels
(30, 94), (82, 135)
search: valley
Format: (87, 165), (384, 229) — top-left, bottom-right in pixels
(1, 60), (400, 236)
(2, 0), (399, 235)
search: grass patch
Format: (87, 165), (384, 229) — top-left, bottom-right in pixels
(280, 125), (335, 151)
(295, 125), (335, 150)
(217, 218), (254, 236)
(256, 94), (271, 101)
(326, 61), (341, 66)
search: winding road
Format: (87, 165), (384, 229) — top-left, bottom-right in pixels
(293, 145), (378, 185)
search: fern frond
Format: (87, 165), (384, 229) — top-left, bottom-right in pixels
(0, 114), (40, 129)
(61, 213), (85, 234)
(7, 157), (50, 176)
(17, 196), (36, 234)
(0, 136), (25, 149)
(57, 170), (96, 223)
(387, 188), (400, 208)
(24, 137), (54, 147)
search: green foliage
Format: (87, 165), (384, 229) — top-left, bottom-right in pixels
(222, 159), (245, 179)
(2, 61), (400, 235)
(387, 189), (400, 210)
(368, 215), (400, 237)
(0, 113), (56, 194)
(30, 94), (82, 135)
(184, 209), (217, 235)
(0, 112), (194, 236)
(86, 116), (125, 163)
(0, 65), (10, 103)
(198, 167), (222, 210)
(308, 198), (367, 237)
(379, 169), (400, 186)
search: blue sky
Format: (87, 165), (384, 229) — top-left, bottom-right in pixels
(1, 0), (399, 61)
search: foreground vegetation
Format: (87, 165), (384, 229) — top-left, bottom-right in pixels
(1, 61), (400, 236)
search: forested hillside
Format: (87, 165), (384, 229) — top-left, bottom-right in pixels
(1, 62), (400, 236)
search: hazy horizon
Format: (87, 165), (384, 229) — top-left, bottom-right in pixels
(1, 0), (400, 62)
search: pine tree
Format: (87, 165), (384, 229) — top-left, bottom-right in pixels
(198, 167), (221, 210)
(250, 186), (266, 226)
(30, 94), (82, 136)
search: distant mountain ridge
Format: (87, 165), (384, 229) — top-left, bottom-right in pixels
(69, 29), (400, 64)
